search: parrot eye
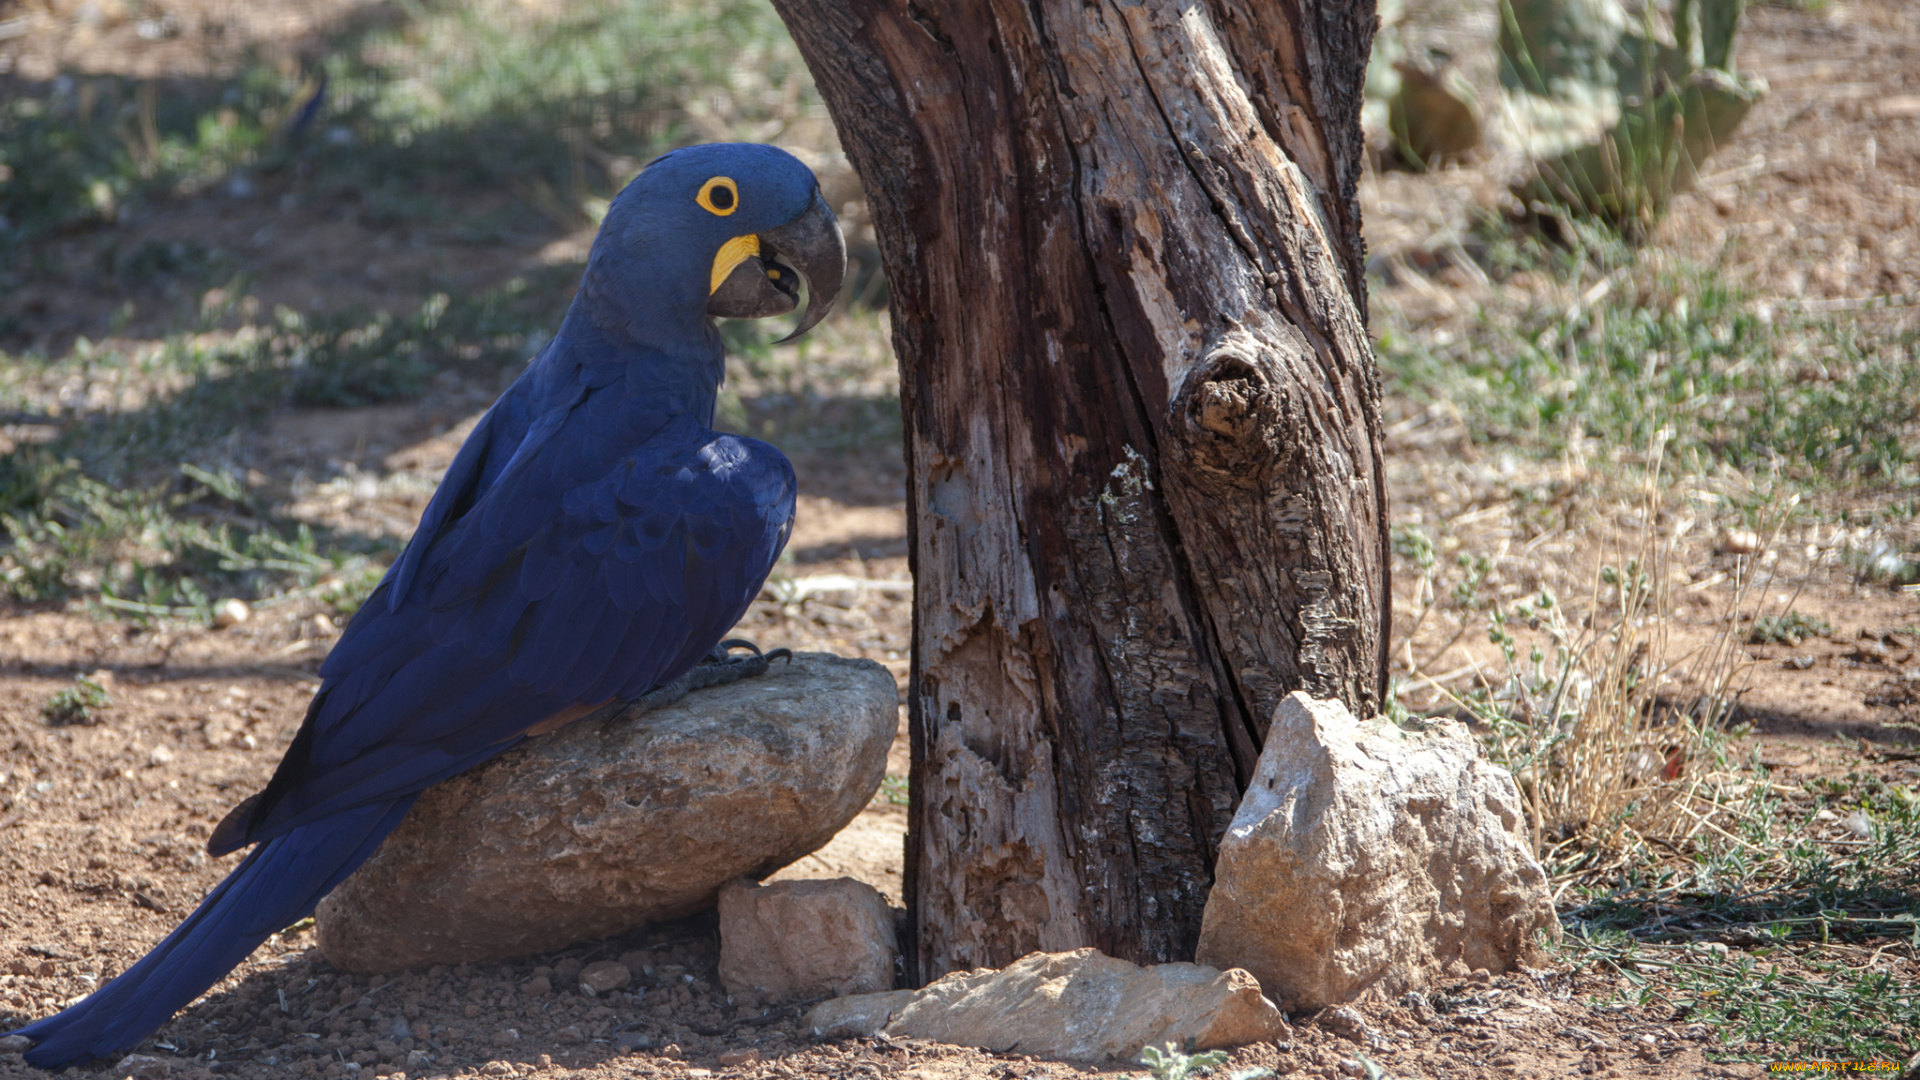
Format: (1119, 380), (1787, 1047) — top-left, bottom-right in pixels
(696, 177), (739, 216)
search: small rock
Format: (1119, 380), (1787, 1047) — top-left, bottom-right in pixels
(1718, 529), (1761, 556)
(715, 1049), (760, 1067)
(0, 1034), (33, 1053)
(519, 976), (550, 997)
(578, 961), (630, 995)
(1317, 1005), (1376, 1046)
(1195, 692), (1559, 1011)
(1636, 1033), (1660, 1061)
(553, 957), (583, 985)
(211, 598), (251, 629)
(404, 1050), (432, 1071)
(803, 948), (1286, 1061)
(718, 877), (897, 1002)
(1336, 1060), (1365, 1078)
(316, 654), (897, 970)
(479, 1063), (514, 1077)
(115, 1055), (172, 1079)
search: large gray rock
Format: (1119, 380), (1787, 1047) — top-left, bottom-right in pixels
(1195, 692), (1559, 1010)
(315, 653), (897, 971)
(803, 948), (1287, 1061)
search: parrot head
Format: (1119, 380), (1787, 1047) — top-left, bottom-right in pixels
(590, 143), (847, 344)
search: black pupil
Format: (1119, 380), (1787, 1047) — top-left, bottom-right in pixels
(709, 185), (734, 210)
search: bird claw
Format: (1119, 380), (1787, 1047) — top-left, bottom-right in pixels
(600, 639), (790, 730)
(704, 638), (793, 664)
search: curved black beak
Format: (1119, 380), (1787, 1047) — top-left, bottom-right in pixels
(760, 190), (845, 343)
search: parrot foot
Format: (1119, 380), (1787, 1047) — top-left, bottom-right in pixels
(600, 639), (791, 729)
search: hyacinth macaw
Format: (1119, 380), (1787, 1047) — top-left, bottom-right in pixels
(10, 142), (844, 1069)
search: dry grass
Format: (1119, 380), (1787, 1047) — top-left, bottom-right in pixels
(1396, 444), (1802, 886)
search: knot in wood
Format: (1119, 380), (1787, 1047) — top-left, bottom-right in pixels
(1195, 379), (1260, 440)
(1170, 352), (1286, 487)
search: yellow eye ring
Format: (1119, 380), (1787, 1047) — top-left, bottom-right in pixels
(696, 176), (739, 216)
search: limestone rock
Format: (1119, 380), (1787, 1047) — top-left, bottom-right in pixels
(1195, 692), (1559, 1011)
(315, 653), (897, 971)
(718, 877), (897, 1002)
(803, 948), (1286, 1061)
(806, 990), (917, 1039)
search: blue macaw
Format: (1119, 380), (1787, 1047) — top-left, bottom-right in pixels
(9, 142), (844, 1069)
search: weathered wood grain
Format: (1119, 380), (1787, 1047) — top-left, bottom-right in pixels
(769, 0), (1385, 982)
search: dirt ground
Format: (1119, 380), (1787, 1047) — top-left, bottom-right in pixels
(4, 0), (1920, 1079)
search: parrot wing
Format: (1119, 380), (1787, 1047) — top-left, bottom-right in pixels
(209, 402), (794, 855)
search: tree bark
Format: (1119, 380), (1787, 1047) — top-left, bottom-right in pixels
(769, 0), (1387, 982)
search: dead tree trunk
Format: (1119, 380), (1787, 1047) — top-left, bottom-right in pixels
(770, 0), (1387, 982)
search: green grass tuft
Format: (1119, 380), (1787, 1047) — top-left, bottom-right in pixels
(41, 674), (113, 727)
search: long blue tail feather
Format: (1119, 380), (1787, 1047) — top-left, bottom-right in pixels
(10, 798), (415, 1069)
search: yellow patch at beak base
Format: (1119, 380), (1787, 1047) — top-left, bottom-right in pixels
(710, 234), (761, 295)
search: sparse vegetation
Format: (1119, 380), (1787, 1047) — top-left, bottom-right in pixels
(1377, 248), (1920, 484)
(1136, 1043), (1271, 1080)
(1747, 612), (1831, 646)
(40, 674), (112, 726)
(0, 283), (564, 620)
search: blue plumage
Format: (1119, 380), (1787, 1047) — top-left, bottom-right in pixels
(10, 143), (841, 1069)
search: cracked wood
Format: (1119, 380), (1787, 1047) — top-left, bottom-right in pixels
(770, 0), (1386, 981)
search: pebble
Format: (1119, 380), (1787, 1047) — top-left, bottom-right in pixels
(579, 961), (631, 995)
(1318, 1005), (1375, 1045)
(520, 976), (551, 997)
(716, 1049), (760, 1066)
(211, 598), (251, 629)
